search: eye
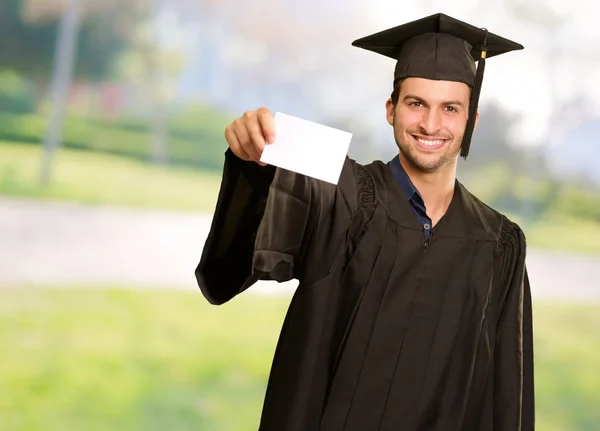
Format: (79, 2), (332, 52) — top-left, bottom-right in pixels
(445, 106), (458, 113)
(408, 101), (423, 108)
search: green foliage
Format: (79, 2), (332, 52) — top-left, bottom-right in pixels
(460, 161), (513, 204)
(0, 0), (56, 79)
(72, 10), (131, 83)
(0, 287), (598, 430)
(460, 102), (522, 170)
(462, 161), (600, 225)
(0, 108), (232, 171)
(0, 70), (35, 113)
(0, 0), (133, 82)
(548, 185), (600, 221)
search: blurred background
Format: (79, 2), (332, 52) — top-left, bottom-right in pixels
(0, 0), (599, 430)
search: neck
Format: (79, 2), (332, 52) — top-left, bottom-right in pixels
(399, 156), (456, 225)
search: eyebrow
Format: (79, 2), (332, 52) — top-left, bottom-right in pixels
(442, 100), (466, 108)
(403, 94), (465, 108)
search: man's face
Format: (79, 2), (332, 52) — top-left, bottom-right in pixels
(386, 77), (478, 174)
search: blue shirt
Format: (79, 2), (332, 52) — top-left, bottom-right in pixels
(389, 155), (433, 240)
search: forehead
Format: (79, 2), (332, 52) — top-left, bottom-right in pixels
(400, 77), (471, 102)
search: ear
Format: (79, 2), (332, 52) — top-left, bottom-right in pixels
(385, 98), (395, 126)
(473, 111), (480, 130)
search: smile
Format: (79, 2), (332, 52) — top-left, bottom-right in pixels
(411, 135), (448, 150)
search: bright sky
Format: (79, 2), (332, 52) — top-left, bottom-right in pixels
(368, 0), (600, 147)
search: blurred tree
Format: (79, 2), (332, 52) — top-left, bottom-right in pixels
(16, 0), (151, 184)
(39, 0), (83, 185)
(461, 102), (522, 168)
(176, 0), (373, 117)
(457, 102), (535, 215)
(116, 10), (187, 164)
(0, 0), (141, 101)
(502, 0), (571, 224)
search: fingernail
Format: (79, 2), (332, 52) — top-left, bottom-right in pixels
(267, 136), (275, 144)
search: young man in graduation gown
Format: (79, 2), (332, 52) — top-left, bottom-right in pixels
(196, 13), (535, 431)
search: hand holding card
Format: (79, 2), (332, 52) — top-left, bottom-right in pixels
(260, 112), (353, 185)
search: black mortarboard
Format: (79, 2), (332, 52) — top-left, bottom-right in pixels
(352, 13), (524, 158)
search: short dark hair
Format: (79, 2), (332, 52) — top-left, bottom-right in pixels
(390, 79), (403, 106)
(390, 78), (473, 108)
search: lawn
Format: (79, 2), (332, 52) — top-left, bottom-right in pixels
(0, 288), (290, 431)
(0, 287), (598, 431)
(524, 215), (600, 255)
(0, 141), (222, 213)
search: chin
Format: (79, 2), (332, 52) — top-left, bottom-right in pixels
(400, 146), (456, 174)
(395, 130), (460, 173)
(413, 158), (445, 173)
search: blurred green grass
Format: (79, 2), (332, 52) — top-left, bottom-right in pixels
(0, 287), (290, 431)
(525, 215), (600, 255)
(0, 287), (598, 431)
(0, 141), (222, 212)
(532, 301), (600, 431)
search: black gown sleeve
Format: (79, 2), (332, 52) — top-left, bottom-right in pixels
(494, 219), (535, 430)
(196, 149), (357, 305)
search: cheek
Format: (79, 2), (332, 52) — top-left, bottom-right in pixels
(443, 115), (468, 137)
(394, 107), (420, 131)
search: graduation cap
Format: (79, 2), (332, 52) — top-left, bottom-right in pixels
(352, 13), (524, 158)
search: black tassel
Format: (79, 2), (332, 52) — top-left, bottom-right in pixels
(461, 29), (488, 159)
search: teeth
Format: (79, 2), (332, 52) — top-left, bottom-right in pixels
(417, 138), (444, 146)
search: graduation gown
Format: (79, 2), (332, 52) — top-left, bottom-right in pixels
(196, 149), (535, 431)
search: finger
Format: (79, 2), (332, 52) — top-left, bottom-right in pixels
(226, 126), (250, 161)
(235, 117), (261, 163)
(246, 120), (266, 161)
(257, 108), (276, 144)
(232, 118), (257, 160)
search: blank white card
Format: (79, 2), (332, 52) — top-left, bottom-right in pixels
(260, 112), (353, 185)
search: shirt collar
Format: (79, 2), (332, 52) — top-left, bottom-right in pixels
(389, 154), (423, 204)
(383, 157), (499, 241)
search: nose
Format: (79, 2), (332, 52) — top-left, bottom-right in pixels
(418, 108), (442, 135)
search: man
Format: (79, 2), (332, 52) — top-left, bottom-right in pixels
(196, 13), (534, 431)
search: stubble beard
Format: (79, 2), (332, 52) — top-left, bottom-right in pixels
(393, 111), (462, 174)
